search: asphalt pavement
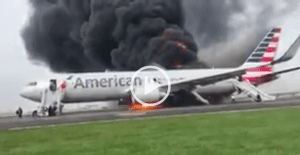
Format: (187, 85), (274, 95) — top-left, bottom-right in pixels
(1, 98), (300, 130)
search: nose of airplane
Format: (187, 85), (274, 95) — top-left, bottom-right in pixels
(20, 87), (33, 99)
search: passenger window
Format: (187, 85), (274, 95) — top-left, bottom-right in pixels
(66, 76), (73, 80)
(27, 82), (37, 86)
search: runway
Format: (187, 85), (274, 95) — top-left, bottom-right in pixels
(1, 98), (300, 130)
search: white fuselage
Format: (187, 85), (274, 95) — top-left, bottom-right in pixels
(20, 68), (238, 104)
(61, 69), (236, 103)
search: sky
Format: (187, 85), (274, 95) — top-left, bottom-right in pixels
(0, 0), (53, 113)
(1, 0), (300, 114)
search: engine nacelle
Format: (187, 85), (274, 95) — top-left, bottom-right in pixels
(131, 88), (165, 103)
(195, 83), (236, 95)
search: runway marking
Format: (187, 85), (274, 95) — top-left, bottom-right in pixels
(118, 112), (146, 116)
(8, 105), (300, 131)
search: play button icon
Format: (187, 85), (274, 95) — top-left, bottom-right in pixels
(130, 66), (171, 106)
(144, 76), (161, 95)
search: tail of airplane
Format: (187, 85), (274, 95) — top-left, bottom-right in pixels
(241, 28), (282, 85)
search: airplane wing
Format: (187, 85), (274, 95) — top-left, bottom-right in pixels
(161, 64), (300, 93)
(160, 68), (250, 92)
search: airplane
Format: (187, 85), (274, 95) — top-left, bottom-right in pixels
(19, 28), (300, 117)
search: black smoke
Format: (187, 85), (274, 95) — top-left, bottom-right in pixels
(22, 0), (202, 72)
(23, 0), (101, 72)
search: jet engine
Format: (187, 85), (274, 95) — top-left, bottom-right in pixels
(195, 83), (236, 95)
(131, 88), (166, 103)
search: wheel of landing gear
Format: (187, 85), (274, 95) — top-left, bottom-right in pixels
(256, 95), (262, 102)
(32, 110), (38, 117)
(170, 90), (200, 107)
(232, 98), (236, 104)
(59, 106), (63, 115)
(48, 107), (56, 116)
(207, 95), (224, 105)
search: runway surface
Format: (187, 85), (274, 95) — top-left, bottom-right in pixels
(1, 98), (300, 130)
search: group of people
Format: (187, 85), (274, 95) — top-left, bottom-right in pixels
(16, 80), (60, 118)
(16, 107), (22, 118)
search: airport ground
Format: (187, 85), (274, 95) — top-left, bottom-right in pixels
(0, 97), (300, 130)
(1, 97), (300, 154)
(1, 106), (300, 155)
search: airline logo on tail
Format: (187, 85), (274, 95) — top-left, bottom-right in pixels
(242, 28), (281, 85)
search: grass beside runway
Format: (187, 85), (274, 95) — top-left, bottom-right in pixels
(1, 108), (300, 155)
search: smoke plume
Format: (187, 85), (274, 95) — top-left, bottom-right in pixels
(22, 0), (299, 72)
(22, 0), (200, 72)
(183, 0), (299, 67)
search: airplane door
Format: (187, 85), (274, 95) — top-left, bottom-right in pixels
(50, 79), (57, 91)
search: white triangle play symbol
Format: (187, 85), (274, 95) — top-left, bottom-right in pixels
(144, 76), (161, 95)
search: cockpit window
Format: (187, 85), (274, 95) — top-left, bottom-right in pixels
(27, 82), (37, 86)
(66, 76), (73, 80)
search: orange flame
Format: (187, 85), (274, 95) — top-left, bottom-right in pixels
(130, 103), (163, 112)
(124, 96), (165, 112)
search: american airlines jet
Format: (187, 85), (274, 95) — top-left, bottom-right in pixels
(20, 28), (300, 117)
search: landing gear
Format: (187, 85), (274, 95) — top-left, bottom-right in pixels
(170, 90), (203, 107)
(32, 110), (38, 117)
(48, 106), (56, 116)
(59, 105), (63, 115)
(206, 95), (225, 105)
(231, 96), (236, 104)
(255, 94), (262, 102)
